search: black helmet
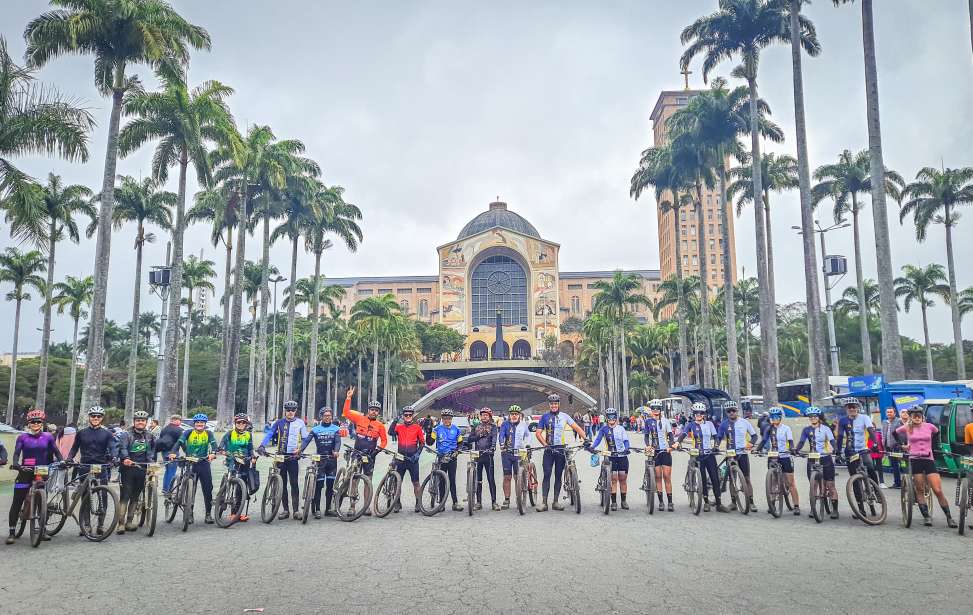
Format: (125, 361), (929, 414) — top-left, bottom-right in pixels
(233, 413), (249, 423)
(283, 400), (299, 411)
(548, 394), (560, 403)
(318, 406), (333, 419)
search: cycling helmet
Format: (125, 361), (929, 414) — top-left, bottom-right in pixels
(605, 408), (618, 420)
(318, 407), (333, 419)
(479, 407), (493, 417)
(441, 409), (454, 417)
(508, 405), (522, 415)
(839, 397), (861, 407)
(233, 413), (250, 423)
(26, 408), (46, 422)
(724, 400), (739, 411)
(648, 399), (663, 410)
(368, 400), (382, 410)
(283, 400), (299, 411)
(88, 405), (105, 417)
(907, 406), (925, 415)
(638, 406), (650, 417)
(401, 406), (415, 416)
(805, 406), (823, 417)
(768, 407), (783, 420)
(191, 413), (209, 423)
(547, 394), (560, 403)
(133, 410), (149, 420)
(691, 402), (707, 415)
(589, 453), (600, 468)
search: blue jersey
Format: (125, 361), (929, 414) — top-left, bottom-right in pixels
(759, 424), (794, 457)
(260, 417), (309, 454)
(796, 424), (836, 455)
(643, 417), (673, 449)
(301, 423), (341, 455)
(681, 421), (719, 452)
(591, 424), (630, 454)
(717, 418), (757, 451)
(537, 412), (577, 445)
(432, 424), (461, 455)
(498, 420), (531, 450)
(836, 414), (874, 451)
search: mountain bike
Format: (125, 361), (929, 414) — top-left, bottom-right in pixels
(793, 452), (833, 523)
(717, 449), (749, 515)
(463, 448), (496, 516)
(125, 461), (162, 537)
(163, 460), (185, 524)
(560, 444), (584, 514)
(592, 449), (633, 515)
(510, 447), (539, 515)
(638, 446), (657, 515)
(845, 451), (887, 525)
(172, 457), (202, 532)
(260, 452), (295, 523)
(677, 448), (704, 516)
(953, 453), (973, 535)
(760, 450), (792, 518)
(215, 455), (253, 528)
(334, 445), (373, 522)
(9, 463), (56, 547)
(418, 446), (456, 517)
(56, 461), (119, 541)
(374, 448), (406, 518)
(889, 451), (929, 528)
(300, 452), (332, 523)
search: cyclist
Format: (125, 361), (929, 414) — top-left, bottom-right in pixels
(757, 407), (799, 516)
(430, 409), (464, 512)
(67, 406), (118, 535)
(716, 400), (758, 512)
(116, 410), (157, 534)
(895, 407), (958, 528)
(156, 414), (183, 495)
(168, 413), (218, 525)
(535, 393), (588, 512)
(499, 405), (531, 510)
(6, 409), (62, 545)
(341, 386), (388, 516)
(794, 406), (839, 519)
(220, 413), (258, 522)
(465, 407), (499, 511)
(300, 407), (341, 518)
(589, 408), (631, 510)
(676, 402), (729, 513)
(835, 397), (880, 510)
(390, 406), (425, 513)
(643, 400), (675, 511)
(258, 400), (309, 520)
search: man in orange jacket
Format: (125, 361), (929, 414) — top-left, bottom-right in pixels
(342, 386), (388, 474)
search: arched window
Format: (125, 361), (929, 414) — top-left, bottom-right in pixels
(570, 296), (580, 315)
(470, 254), (528, 326)
(558, 341), (575, 358)
(400, 299), (409, 313)
(512, 339), (531, 360)
(491, 340), (510, 359)
(470, 341), (488, 361)
(419, 299), (429, 318)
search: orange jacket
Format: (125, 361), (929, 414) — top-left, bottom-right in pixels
(343, 396), (388, 450)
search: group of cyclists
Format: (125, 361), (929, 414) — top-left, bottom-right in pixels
(3, 385), (970, 546)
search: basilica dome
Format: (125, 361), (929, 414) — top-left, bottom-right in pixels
(456, 201), (540, 240)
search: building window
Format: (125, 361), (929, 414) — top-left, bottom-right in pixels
(680, 225), (687, 237)
(470, 254), (528, 327)
(682, 240), (688, 252)
(400, 299), (410, 313)
(357, 289), (373, 296)
(470, 341), (488, 361)
(397, 288), (412, 294)
(571, 296), (581, 314)
(709, 239), (715, 250)
(710, 254), (716, 264)
(587, 283), (598, 289)
(378, 288), (393, 294)
(417, 287), (432, 294)
(512, 339), (531, 360)
(682, 255), (688, 267)
(419, 299), (429, 318)
(567, 283), (582, 290)
(680, 210), (686, 221)
(692, 255), (698, 266)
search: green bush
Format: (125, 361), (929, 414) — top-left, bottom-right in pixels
(190, 406), (215, 419)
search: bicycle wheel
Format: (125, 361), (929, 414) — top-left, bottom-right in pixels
(687, 465), (703, 516)
(527, 463), (538, 507)
(164, 474), (181, 523)
(374, 471), (403, 518)
(809, 472), (825, 523)
(45, 484), (69, 536)
(765, 466), (783, 518)
(418, 470), (448, 516)
(336, 475), (372, 522)
(467, 463), (476, 516)
(515, 469), (526, 515)
(600, 466), (611, 515)
(144, 481), (158, 537)
(567, 465), (581, 514)
(30, 489), (47, 548)
(216, 478), (246, 528)
(846, 475), (886, 525)
(81, 485), (119, 542)
(644, 466), (656, 515)
(958, 477), (969, 535)
(901, 473), (914, 528)
(301, 470), (316, 524)
(180, 477), (197, 532)
(729, 465), (748, 515)
(261, 473), (283, 523)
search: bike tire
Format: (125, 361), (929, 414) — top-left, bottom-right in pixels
(765, 467), (782, 518)
(644, 466), (656, 515)
(958, 477), (969, 536)
(566, 465), (581, 514)
(688, 465), (703, 516)
(418, 470), (448, 517)
(82, 485), (119, 541)
(729, 465), (748, 515)
(261, 473), (283, 524)
(45, 485), (69, 536)
(901, 473), (914, 528)
(600, 466), (611, 515)
(301, 470), (316, 525)
(515, 470), (526, 515)
(466, 463), (476, 516)
(847, 475), (886, 526)
(336, 475), (372, 522)
(30, 489), (47, 548)
(527, 463), (538, 507)
(165, 474), (181, 523)
(216, 478), (245, 529)
(145, 481), (158, 537)
(374, 471), (403, 518)
(181, 477), (196, 533)
(809, 472), (825, 523)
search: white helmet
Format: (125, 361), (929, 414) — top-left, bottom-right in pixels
(691, 402), (707, 414)
(648, 399), (664, 410)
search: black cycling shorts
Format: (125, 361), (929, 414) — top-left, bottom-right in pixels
(777, 457), (794, 474)
(396, 459), (420, 483)
(501, 453), (520, 476)
(909, 458), (937, 475)
(654, 451), (672, 467)
(610, 456), (629, 473)
(805, 455), (836, 481)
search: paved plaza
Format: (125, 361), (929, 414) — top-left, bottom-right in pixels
(1, 440), (969, 615)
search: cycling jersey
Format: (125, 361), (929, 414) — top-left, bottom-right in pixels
(796, 424), (836, 454)
(68, 426), (117, 463)
(261, 417), (309, 454)
(758, 424), (794, 457)
(342, 397), (388, 453)
(895, 423), (938, 460)
(537, 411), (577, 445)
(467, 422), (498, 452)
(679, 421), (718, 452)
(220, 429), (255, 461)
(12, 431), (61, 467)
(591, 424), (630, 454)
(643, 417), (673, 449)
(431, 423), (461, 455)
(301, 423), (341, 455)
(498, 420), (530, 450)
(717, 418), (757, 451)
(117, 429), (157, 463)
(174, 429), (218, 458)
(836, 414), (874, 451)
(393, 422), (425, 458)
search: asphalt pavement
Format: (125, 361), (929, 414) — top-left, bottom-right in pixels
(0, 436), (969, 615)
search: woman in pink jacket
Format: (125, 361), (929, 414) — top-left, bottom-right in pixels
(896, 407), (957, 528)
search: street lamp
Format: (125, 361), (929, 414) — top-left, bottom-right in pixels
(268, 274), (286, 419)
(792, 221), (849, 377)
(148, 242), (172, 420)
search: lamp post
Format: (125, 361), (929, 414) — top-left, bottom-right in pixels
(149, 242), (172, 421)
(792, 222), (849, 377)
(268, 274), (286, 419)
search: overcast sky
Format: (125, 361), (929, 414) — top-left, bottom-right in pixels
(2, 1), (972, 355)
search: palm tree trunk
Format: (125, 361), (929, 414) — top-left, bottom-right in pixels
(371, 344), (379, 404)
(161, 154), (189, 417)
(80, 76), (126, 415)
(718, 163), (741, 400)
(695, 182), (712, 388)
(5, 299), (23, 424)
(747, 76), (779, 406)
(851, 206), (873, 373)
(943, 216), (967, 378)
(124, 234), (145, 420)
(921, 303), (934, 380)
(67, 316), (80, 424)
(306, 253), (323, 415)
(255, 211), (272, 423)
(222, 188), (249, 424)
(182, 296), (194, 414)
(763, 194), (778, 332)
(333, 366), (339, 411)
(859, 0), (905, 380)
(744, 325), (753, 396)
(619, 325), (629, 414)
(673, 209), (690, 386)
(383, 350), (391, 420)
(216, 226), (232, 423)
(283, 235), (299, 404)
(597, 347), (606, 409)
(35, 220), (57, 409)
(301, 362), (309, 413)
(324, 367), (331, 415)
(356, 355), (363, 416)
(247, 305), (257, 413)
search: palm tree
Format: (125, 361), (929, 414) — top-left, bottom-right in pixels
(109, 175), (174, 419)
(52, 275), (94, 422)
(582, 313), (612, 410)
(4, 173), (94, 409)
(301, 185), (363, 415)
(0, 36), (92, 198)
(656, 275), (702, 384)
(592, 271), (651, 414)
(283, 278), (346, 315)
(25, 0), (211, 413)
(834, 279), (880, 317)
(179, 255), (216, 413)
(137, 312), (161, 350)
(958, 286), (973, 321)
(894, 264), (949, 379)
(680, 0), (817, 405)
(1, 248), (46, 423)
(350, 295), (401, 408)
(831, 0), (904, 379)
(241, 261), (266, 416)
(900, 166), (973, 379)
(118, 74), (237, 418)
(812, 149), (904, 374)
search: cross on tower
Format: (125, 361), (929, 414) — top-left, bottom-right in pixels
(681, 68), (693, 90)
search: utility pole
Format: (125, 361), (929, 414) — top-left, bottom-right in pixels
(268, 274), (286, 421)
(794, 222), (849, 378)
(150, 242), (172, 421)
